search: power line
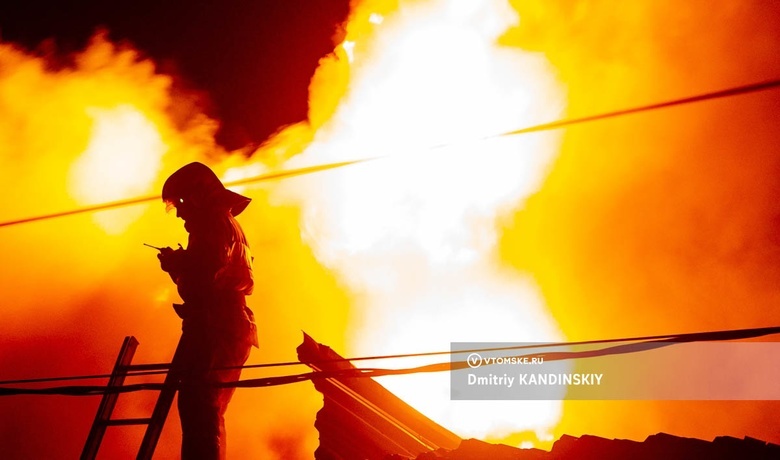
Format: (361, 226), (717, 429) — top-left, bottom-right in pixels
(2, 324), (779, 396)
(491, 78), (780, 138)
(2, 325), (778, 391)
(1, 78), (779, 229)
(0, 160), (373, 228)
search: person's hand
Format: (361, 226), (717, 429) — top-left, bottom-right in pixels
(158, 245), (184, 273)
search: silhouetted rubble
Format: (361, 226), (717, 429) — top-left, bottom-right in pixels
(297, 333), (460, 459)
(298, 334), (779, 460)
(389, 434), (780, 460)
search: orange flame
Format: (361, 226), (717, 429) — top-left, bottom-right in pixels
(4, 1), (780, 458)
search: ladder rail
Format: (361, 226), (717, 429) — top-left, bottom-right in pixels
(80, 336), (182, 460)
(136, 338), (185, 460)
(80, 336), (140, 460)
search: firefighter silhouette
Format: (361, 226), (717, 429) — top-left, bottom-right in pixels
(157, 162), (258, 460)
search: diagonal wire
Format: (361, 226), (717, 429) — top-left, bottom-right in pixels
(1, 78), (779, 229)
(0, 160), (373, 228)
(1, 327), (778, 397)
(1, 325), (778, 392)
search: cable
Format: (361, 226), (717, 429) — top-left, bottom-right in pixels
(2, 325), (779, 396)
(2, 325), (778, 390)
(1, 78), (779, 229)
(489, 78), (780, 138)
(0, 160), (373, 228)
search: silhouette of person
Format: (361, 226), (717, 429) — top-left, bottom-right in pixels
(157, 162), (258, 460)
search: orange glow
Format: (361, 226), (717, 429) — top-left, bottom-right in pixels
(69, 105), (166, 233)
(278, 0), (566, 441)
(3, 0), (780, 459)
(498, 0), (780, 449)
(0, 28), (350, 458)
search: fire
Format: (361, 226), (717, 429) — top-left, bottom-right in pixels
(69, 105), (166, 233)
(0, 0), (566, 455)
(279, 0), (566, 442)
(0, 34), (232, 459)
(4, 1), (780, 458)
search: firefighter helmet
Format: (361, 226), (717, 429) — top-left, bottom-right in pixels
(162, 162), (251, 216)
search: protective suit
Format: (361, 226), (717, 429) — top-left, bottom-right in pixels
(157, 162), (258, 460)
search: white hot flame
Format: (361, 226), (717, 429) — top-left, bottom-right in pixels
(69, 105), (166, 233)
(280, 0), (566, 441)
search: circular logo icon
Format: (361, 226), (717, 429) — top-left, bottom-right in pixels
(467, 353), (482, 368)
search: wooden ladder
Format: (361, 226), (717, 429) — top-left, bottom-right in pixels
(81, 336), (183, 460)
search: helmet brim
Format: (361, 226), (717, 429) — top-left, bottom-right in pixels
(222, 188), (251, 216)
(162, 162), (252, 216)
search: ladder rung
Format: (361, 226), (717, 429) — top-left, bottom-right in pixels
(104, 418), (153, 427)
(82, 336), (183, 460)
